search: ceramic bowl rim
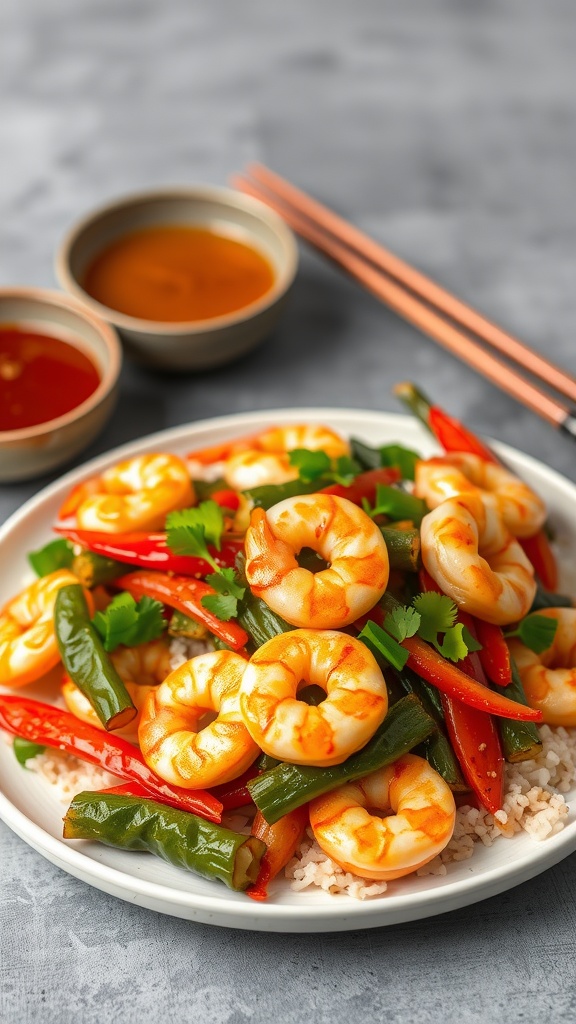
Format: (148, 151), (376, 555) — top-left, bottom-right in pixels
(55, 185), (299, 336)
(0, 286), (122, 442)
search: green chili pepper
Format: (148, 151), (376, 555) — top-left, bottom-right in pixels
(13, 736), (46, 767)
(71, 550), (126, 588)
(54, 584), (136, 731)
(248, 694), (435, 824)
(392, 668), (466, 791)
(63, 792), (266, 891)
(168, 610), (210, 640)
(28, 538), (74, 577)
(380, 527), (421, 572)
(495, 658), (542, 763)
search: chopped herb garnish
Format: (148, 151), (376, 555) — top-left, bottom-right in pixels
(288, 448), (360, 487)
(92, 592), (166, 652)
(166, 501), (245, 621)
(506, 614), (558, 655)
(362, 484), (427, 525)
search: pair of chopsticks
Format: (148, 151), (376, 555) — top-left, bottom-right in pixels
(232, 163), (576, 442)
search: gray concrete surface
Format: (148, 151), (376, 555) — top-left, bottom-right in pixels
(2, 1), (576, 1021)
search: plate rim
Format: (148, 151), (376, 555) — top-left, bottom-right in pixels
(1, 406), (576, 932)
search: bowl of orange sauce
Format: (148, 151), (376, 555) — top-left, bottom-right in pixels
(55, 187), (298, 370)
(0, 288), (121, 481)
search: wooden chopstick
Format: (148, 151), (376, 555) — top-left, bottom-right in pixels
(231, 168), (576, 441)
(243, 162), (576, 407)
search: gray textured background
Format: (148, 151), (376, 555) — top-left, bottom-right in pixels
(2, 1), (576, 1021)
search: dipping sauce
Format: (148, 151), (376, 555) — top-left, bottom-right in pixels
(0, 326), (100, 431)
(82, 225), (276, 322)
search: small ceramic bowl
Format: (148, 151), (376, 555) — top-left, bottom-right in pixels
(55, 186), (299, 370)
(0, 288), (122, 482)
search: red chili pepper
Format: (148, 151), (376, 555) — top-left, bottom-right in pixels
(0, 696), (222, 822)
(417, 571), (506, 812)
(210, 489), (241, 512)
(246, 806), (309, 901)
(473, 617), (512, 687)
(115, 570), (249, 651)
(428, 406), (498, 464)
(210, 763), (261, 810)
(55, 525), (243, 577)
(519, 530), (559, 592)
(320, 467), (400, 505)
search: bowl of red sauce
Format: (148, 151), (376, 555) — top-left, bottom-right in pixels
(55, 186), (298, 370)
(0, 288), (121, 481)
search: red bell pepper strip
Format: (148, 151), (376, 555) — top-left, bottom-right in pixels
(210, 763), (261, 810)
(473, 617), (513, 687)
(428, 406), (498, 464)
(114, 570), (249, 651)
(0, 696), (222, 822)
(210, 489), (241, 512)
(320, 467), (400, 505)
(246, 806), (309, 901)
(55, 525), (243, 578)
(417, 570), (505, 811)
(519, 530), (559, 592)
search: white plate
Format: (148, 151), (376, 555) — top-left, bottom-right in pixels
(1, 408), (576, 933)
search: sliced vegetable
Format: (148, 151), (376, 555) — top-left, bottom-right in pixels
(0, 696), (222, 822)
(54, 584), (136, 731)
(319, 467), (400, 504)
(474, 618), (512, 687)
(210, 764), (261, 810)
(441, 694), (504, 815)
(350, 438), (419, 480)
(392, 669), (466, 791)
(71, 550), (126, 588)
(380, 526), (421, 573)
(248, 694), (435, 824)
(115, 571), (248, 651)
(530, 584), (573, 612)
(168, 610), (209, 640)
(495, 658), (542, 763)
(28, 538), (74, 577)
(247, 807), (309, 901)
(519, 530), (559, 592)
(63, 792), (264, 891)
(13, 736), (45, 767)
(55, 525), (243, 577)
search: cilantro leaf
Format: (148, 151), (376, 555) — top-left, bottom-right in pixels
(364, 484), (427, 525)
(93, 593), (166, 652)
(383, 604), (421, 643)
(357, 620), (410, 671)
(288, 448), (331, 483)
(166, 501), (225, 569)
(378, 444), (420, 481)
(507, 614), (558, 654)
(201, 568), (246, 621)
(437, 623), (473, 663)
(413, 592), (458, 642)
(332, 455), (361, 486)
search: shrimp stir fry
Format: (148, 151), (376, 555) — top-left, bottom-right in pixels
(239, 630), (388, 766)
(60, 453), (194, 533)
(244, 493), (389, 628)
(508, 609), (576, 726)
(309, 754), (456, 880)
(5, 404), (568, 901)
(420, 494), (536, 625)
(415, 453), (546, 538)
(0, 570), (88, 688)
(222, 424), (350, 491)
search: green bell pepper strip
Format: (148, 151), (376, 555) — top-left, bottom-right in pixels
(54, 583), (136, 731)
(28, 538), (74, 577)
(380, 526), (421, 572)
(63, 792), (266, 891)
(494, 658), (542, 763)
(247, 694), (435, 824)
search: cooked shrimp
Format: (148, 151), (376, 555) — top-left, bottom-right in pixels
(138, 650), (258, 788)
(244, 494), (389, 629)
(62, 639), (173, 733)
(508, 608), (576, 726)
(415, 453), (546, 538)
(0, 569), (86, 688)
(239, 630), (388, 766)
(223, 424), (349, 491)
(64, 453), (194, 533)
(309, 754), (456, 880)
(420, 495), (536, 625)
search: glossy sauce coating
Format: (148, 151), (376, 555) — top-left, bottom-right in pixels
(0, 326), (100, 431)
(82, 225), (276, 322)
